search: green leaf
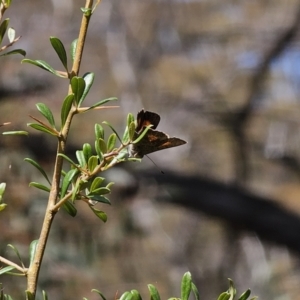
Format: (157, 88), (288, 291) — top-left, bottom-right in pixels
(36, 103), (56, 128)
(95, 123), (104, 140)
(107, 133), (117, 152)
(7, 244), (24, 267)
(81, 7), (92, 16)
(2, 130), (28, 135)
(103, 121), (122, 143)
(29, 182), (51, 192)
(132, 125), (152, 144)
(83, 143), (92, 162)
(238, 289), (251, 300)
(50, 36), (68, 70)
(88, 194), (111, 204)
(191, 283), (200, 300)
(97, 138), (107, 154)
(181, 272), (192, 300)
(95, 139), (103, 161)
(88, 156), (98, 173)
(72, 177), (82, 201)
(0, 49), (26, 57)
(217, 293), (230, 300)
(0, 203), (7, 211)
(130, 290), (142, 300)
(58, 153), (78, 168)
(25, 290), (35, 300)
(78, 72), (95, 106)
(24, 158), (51, 185)
(88, 187), (110, 196)
(62, 200), (77, 217)
(27, 123), (58, 136)
(42, 290), (49, 300)
(70, 39), (78, 62)
(148, 284), (161, 300)
(61, 169), (79, 198)
(128, 121), (136, 142)
(0, 182), (6, 196)
(83, 97), (117, 112)
(0, 266), (15, 275)
(29, 240), (39, 267)
(0, 19), (9, 46)
(90, 177), (105, 192)
(61, 94), (74, 126)
(7, 27), (15, 43)
(3, 0), (12, 8)
(90, 206), (107, 222)
(22, 59), (66, 77)
(106, 182), (114, 189)
(76, 150), (86, 168)
(120, 292), (133, 300)
(91, 289), (107, 300)
(127, 113), (134, 128)
(71, 76), (86, 105)
(227, 279), (236, 300)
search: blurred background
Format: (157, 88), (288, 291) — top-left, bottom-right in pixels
(1, 0), (300, 299)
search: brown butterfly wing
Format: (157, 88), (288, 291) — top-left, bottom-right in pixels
(131, 128), (186, 158)
(136, 109), (160, 132)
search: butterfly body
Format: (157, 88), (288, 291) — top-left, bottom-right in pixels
(128, 109), (187, 158)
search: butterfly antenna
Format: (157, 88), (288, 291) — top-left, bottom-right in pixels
(146, 155), (165, 174)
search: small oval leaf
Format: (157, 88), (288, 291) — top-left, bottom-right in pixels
(90, 206), (108, 222)
(78, 72), (95, 106)
(84, 97), (117, 112)
(88, 156), (98, 173)
(50, 36), (68, 70)
(22, 59), (66, 77)
(36, 103), (56, 128)
(98, 138), (107, 154)
(0, 19), (9, 45)
(83, 143), (92, 162)
(2, 130), (28, 135)
(0, 203), (7, 211)
(0, 182), (6, 196)
(181, 272), (192, 300)
(88, 194), (111, 204)
(95, 123), (104, 140)
(0, 48), (26, 57)
(128, 121), (136, 142)
(71, 76), (86, 105)
(27, 123), (58, 136)
(62, 200), (77, 217)
(90, 177), (105, 192)
(70, 39), (78, 62)
(61, 94), (74, 126)
(29, 240), (39, 267)
(76, 150), (86, 168)
(61, 169), (79, 198)
(238, 289), (251, 300)
(191, 283), (200, 300)
(88, 187), (110, 196)
(148, 284), (161, 300)
(7, 27), (15, 43)
(0, 266), (15, 275)
(29, 182), (51, 192)
(107, 133), (117, 152)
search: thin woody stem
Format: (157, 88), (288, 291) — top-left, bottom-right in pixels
(0, 256), (27, 274)
(26, 1), (94, 298)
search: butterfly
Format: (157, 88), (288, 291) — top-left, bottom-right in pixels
(128, 109), (187, 158)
